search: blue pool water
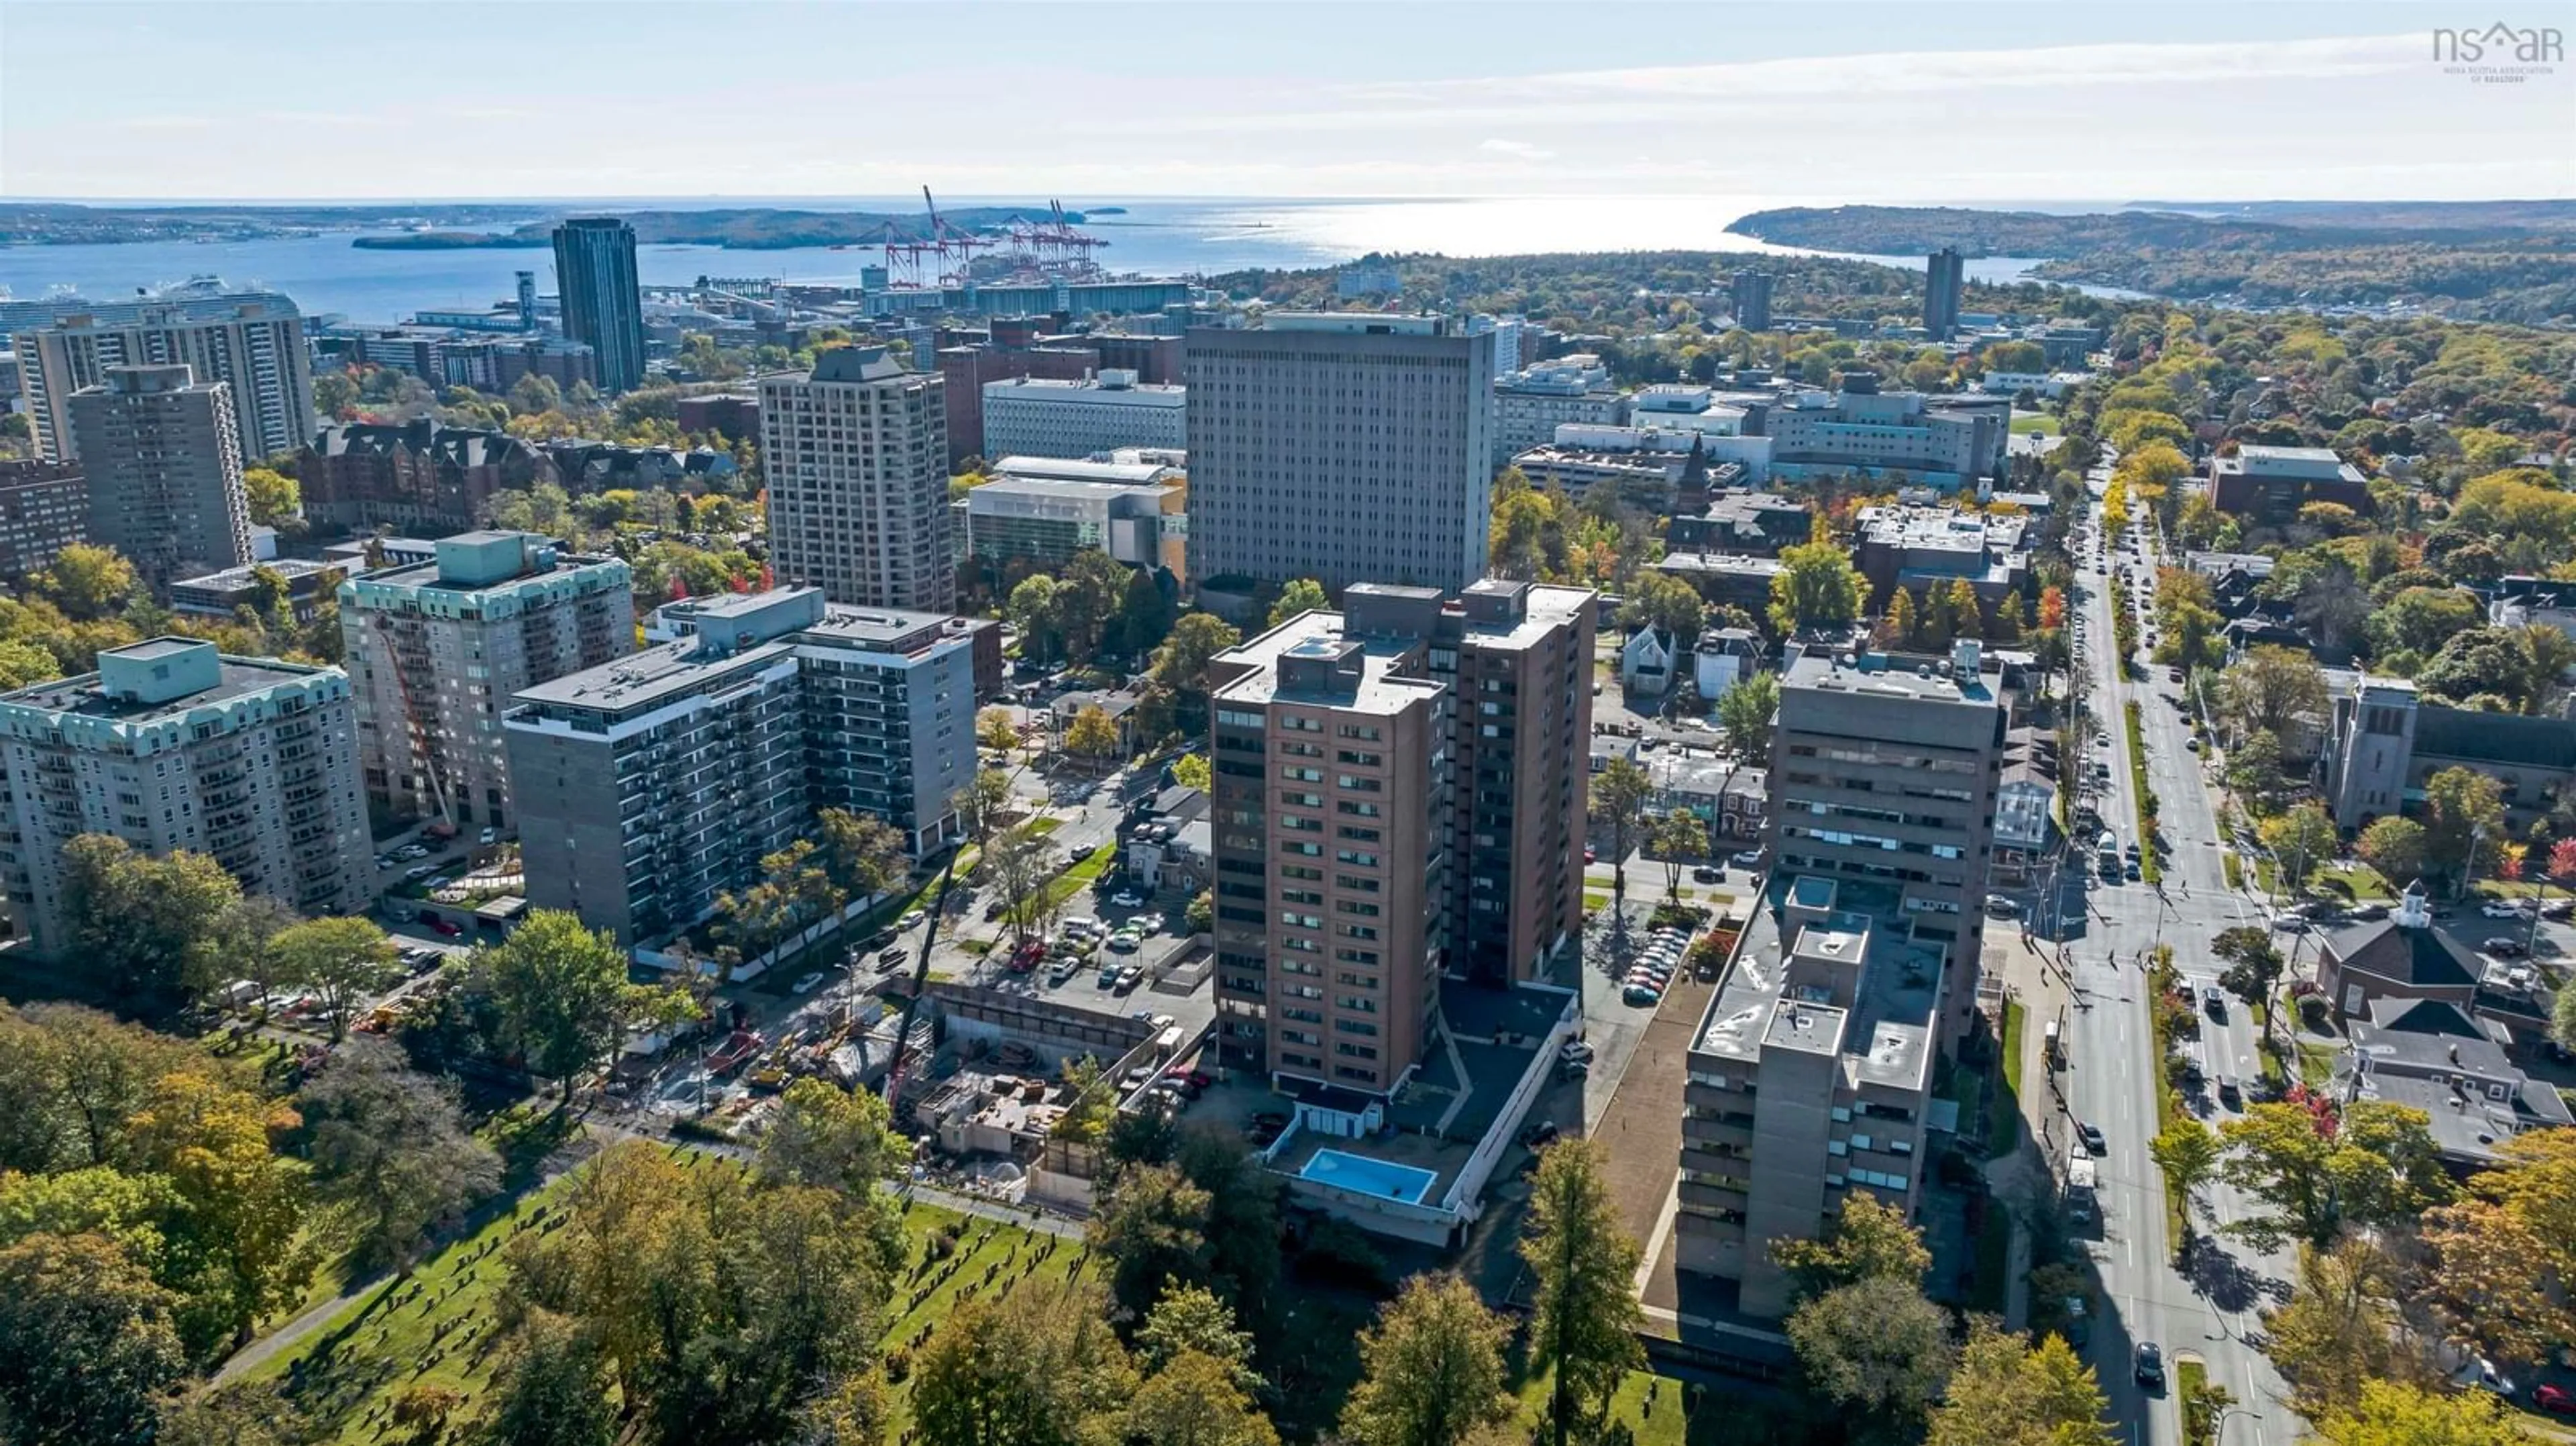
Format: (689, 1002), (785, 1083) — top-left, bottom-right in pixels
(1300, 1148), (1439, 1206)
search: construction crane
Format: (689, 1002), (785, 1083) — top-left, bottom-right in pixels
(921, 186), (989, 288)
(366, 611), (457, 828)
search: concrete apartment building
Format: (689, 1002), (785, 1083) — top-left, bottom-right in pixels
(1676, 643), (2003, 1318)
(1186, 314), (1494, 595)
(340, 531), (634, 830)
(1205, 622), (1452, 1094)
(1203, 578), (1596, 1092)
(0, 460), (87, 578)
(1925, 248), (1966, 340)
(551, 218), (646, 394)
(1491, 353), (1627, 467)
(298, 420), (559, 537)
(68, 364), (254, 594)
(980, 370), (1185, 461)
(1729, 270), (1775, 332)
(504, 587), (975, 944)
(11, 286), (313, 466)
(762, 346), (955, 612)
(0, 638), (370, 954)
(172, 558), (347, 625)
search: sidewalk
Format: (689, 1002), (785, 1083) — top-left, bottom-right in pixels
(1980, 930), (2080, 1332)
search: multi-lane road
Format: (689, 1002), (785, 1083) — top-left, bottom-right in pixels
(2054, 469), (2302, 1446)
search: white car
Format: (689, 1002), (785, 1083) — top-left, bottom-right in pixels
(1560, 1039), (1595, 1064)
(2270, 913), (2310, 933)
(2480, 901), (2528, 919)
(479, 827), (499, 845)
(792, 971), (826, 994)
(1106, 933), (1142, 953)
(1111, 890), (1147, 909)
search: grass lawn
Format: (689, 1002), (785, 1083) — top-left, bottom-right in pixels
(2010, 411), (2059, 436)
(1513, 1366), (1782, 1446)
(2178, 1359), (2215, 1446)
(1024, 815), (1063, 836)
(2316, 861), (2394, 900)
(2297, 1041), (2337, 1089)
(248, 1150), (1074, 1445)
(2222, 854), (2243, 890)
(1039, 842), (1117, 913)
(1990, 997), (2027, 1160)
(1584, 890), (1611, 913)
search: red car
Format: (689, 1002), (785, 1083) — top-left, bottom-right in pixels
(425, 916), (464, 937)
(2535, 1384), (2576, 1416)
(1583, 845), (1598, 864)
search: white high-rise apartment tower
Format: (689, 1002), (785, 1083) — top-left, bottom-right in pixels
(761, 346), (955, 611)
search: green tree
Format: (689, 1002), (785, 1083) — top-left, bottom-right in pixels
(2221, 645), (2329, 742)
(1714, 670), (1779, 778)
(35, 543), (139, 621)
(1067, 705), (1123, 764)
(1267, 578), (1329, 628)
(2422, 766), (2506, 885)
(1768, 1190), (1931, 1298)
(59, 834), (241, 1007)
(1136, 1282), (1260, 1387)
(757, 1076), (899, 1198)
(2355, 815), (2428, 887)
(2259, 802), (2338, 895)
(2212, 927), (2286, 1045)
(242, 466), (300, 527)
(1009, 574), (1066, 663)
(0, 636), (60, 689)
(1116, 568), (1176, 659)
(1171, 753), (1212, 792)
(1149, 613), (1244, 700)
(271, 915), (398, 1041)
(296, 1037), (500, 1272)
(979, 706), (1023, 755)
(1118, 1347), (1281, 1446)
(474, 910), (678, 1106)
(1088, 1162), (1212, 1325)
(1652, 809), (1706, 891)
(195, 895), (305, 1025)
(1521, 1139), (1644, 1446)
(2150, 1117), (2224, 1220)
(2420, 1196), (2575, 1367)
(2218, 1098), (2450, 1250)
(154, 1382), (318, 1446)
(2261, 1238), (2410, 1417)
(1925, 1321), (2114, 1446)
(2313, 1380), (2520, 1446)
(816, 807), (908, 903)
(1786, 1275), (1954, 1446)
(912, 1279), (1134, 1446)
(1336, 1274), (1512, 1446)
(481, 1308), (616, 1446)
(129, 1069), (314, 1353)
(1619, 571), (1707, 652)
(0, 1231), (188, 1446)
(956, 768), (1016, 853)
(1768, 536), (1864, 636)
(1876, 586), (1917, 648)
(1589, 758), (1653, 903)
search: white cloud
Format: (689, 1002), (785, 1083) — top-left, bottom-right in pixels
(1479, 139), (1556, 160)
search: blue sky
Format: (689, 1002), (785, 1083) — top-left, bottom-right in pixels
(3, 1), (2569, 202)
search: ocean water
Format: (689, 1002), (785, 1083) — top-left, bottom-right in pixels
(0, 195), (2088, 324)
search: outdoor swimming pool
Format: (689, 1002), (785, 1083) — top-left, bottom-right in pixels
(1299, 1148), (1440, 1206)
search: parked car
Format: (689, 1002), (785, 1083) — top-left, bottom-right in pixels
(2485, 937), (2527, 957)
(1584, 845), (1599, 863)
(2481, 900), (2529, 919)
(1560, 1040), (1595, 1064)
(792, 972), (826, 994)
(425, 917), (464, 937)
(1106, 931), (1142, 953)
(1621, 983), (1662, 1006)
(1693, 865), (1722, 883)
(2203, 986), (2227, 1019)
(479, 827), (499, 845)
(2270, 913), (2310, 932)
(2532, 1384), (2576, 1416)
(1984, 894), (2019, 917)
(2079, 1121), (2108, 1156)
(2545, 899), (2576, 921)
(2351, 902), (2390, 921)
(1110, 889), (1146, 909)
(1731, 849), (1764, 869)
